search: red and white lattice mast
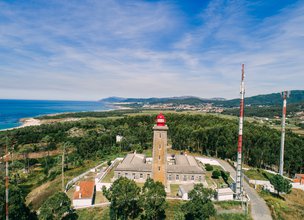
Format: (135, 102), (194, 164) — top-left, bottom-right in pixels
(235, 64), (245, 198)
(279, 91), (289, 176)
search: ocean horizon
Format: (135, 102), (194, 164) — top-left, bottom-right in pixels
(0, 99), (111, 130)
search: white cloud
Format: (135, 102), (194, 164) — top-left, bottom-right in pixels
(0, 0), (303, 100)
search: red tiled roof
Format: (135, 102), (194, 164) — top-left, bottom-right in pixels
(295, 174), (304, 178)
(73, 181), (95, 200)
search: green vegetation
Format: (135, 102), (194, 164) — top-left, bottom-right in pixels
(181, 184), (216, 220)
(39, 192), (72, 220)
(75, 207), (110, 220)
(259, 189), (304, 220)
(0, 182), (36, 220)
(223, 102), (304, 118)
(212, 170), (221, 179)
(244, 169), (274, 181)
(2, 112), (303, 176)
(205, 163), (213, 171)
(269, 175), (292, 196)
(214, 201), (242, 210)
(103, 177), (167, 220)
(140, 178), (167, 220)
(213, 213), (251, 220)
(102, 177), (142, 219)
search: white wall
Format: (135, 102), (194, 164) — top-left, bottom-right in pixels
(73, 198), (93, 207)
(96, 182), (112, 191)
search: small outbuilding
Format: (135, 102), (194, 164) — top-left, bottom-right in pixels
(178, 183), (194, 200)
(73, 181), (95, 207)
(216, 188), (234, 201)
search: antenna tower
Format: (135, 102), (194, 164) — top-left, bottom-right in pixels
(235, 64), (245, 199)
(279, 91), (290, 176)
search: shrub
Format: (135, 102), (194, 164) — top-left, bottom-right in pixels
(212, 170), (221, 179)
(205, 164), (213, 171)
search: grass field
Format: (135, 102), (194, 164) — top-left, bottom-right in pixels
(170, 184), (180, 197)
(244, 169), (275, 181)
(259, 188), (304, 220)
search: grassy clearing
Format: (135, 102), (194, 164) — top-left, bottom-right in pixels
(244, 169), (275, 181)
(75, 206), (110, 220)
(170, 184), (180, 197)
(94, 191), (108, 203)
(259, 189), (304, 220)
(101, 162), (119, 183)
(214, 201), (242, 210)
(204, 164), (233, 188)
(212, 213), (252, 220)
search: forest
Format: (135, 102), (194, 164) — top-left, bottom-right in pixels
(1, 112), (303, 177)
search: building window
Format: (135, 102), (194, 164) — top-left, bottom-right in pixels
(183, 175), (187, 181)
(147, 174), (150, 179)
(199, 176), (202, 181)
(125, 173), (128, 177)
(118, 173), (121, 177)
(132, 173), (136, 179)
(140, 173), (143, 179)
(176, 175), (179, 180)
(191, 176), (194, 180)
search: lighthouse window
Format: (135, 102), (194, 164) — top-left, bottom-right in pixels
(158, 155), (160, 160)
(159, 145), (161, 150)
(158, 166), (160, 171)
(159, 133), (161, 138)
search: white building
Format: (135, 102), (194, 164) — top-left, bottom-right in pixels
(73, 181), (95, 207)
(216, 188), (234, 201)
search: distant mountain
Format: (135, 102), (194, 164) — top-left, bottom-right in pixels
(100, 90), (304, 107)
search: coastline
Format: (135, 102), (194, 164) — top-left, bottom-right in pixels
(0, 103), (132, 131)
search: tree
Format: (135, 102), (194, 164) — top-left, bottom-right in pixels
(182, 184), (216, 220)
(205, 164), (213, 171)
(39, 192), (71, 220)
(103, 177), (141, 220)
(140, 178), (167, 220)
(0, 183), (36, 220)
(212, 170), (221, 179)
(220, 170), (229, 184)
(270, 174), (292, 196)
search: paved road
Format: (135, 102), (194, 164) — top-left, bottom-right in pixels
(218, 159), (272, 220)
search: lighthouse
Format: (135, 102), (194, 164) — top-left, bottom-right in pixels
(152, 113), (168, 186)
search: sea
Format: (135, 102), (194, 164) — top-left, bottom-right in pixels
(0, 99), (111, 130)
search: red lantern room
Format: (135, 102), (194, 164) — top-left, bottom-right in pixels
(156, 113), (166, 126)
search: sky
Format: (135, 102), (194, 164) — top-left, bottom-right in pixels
(0, 0), (303, 101)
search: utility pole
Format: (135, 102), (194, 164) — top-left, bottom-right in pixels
(235, 64), (245, 199)
(5, 140), (9, 220)
(279, 91), (289, 176)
